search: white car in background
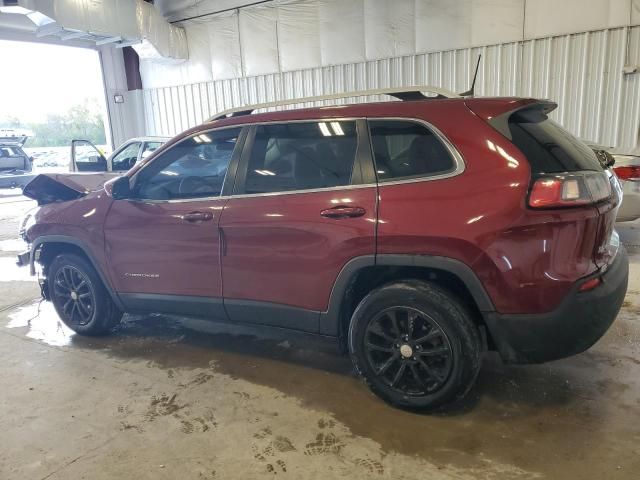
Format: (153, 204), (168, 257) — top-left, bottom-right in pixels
(611, 151), (640, 222)
(70, 136), (170, 173)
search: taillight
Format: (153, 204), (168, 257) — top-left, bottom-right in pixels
(528, 171), (612, 208)
(613, 165), (640, 181)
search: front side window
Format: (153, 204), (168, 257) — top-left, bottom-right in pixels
(134, 128), (241, 200)
(111, 142), (141, 171)
(369, 120), (456, 182)
(242, 121), (358, 194)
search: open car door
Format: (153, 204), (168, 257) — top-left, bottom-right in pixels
(71, 139), (108, 172)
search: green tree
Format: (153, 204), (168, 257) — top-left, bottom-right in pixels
(1, 99), (106, 147)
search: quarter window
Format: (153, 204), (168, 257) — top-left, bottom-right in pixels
(242, 121), (358, 194)
(134, 128), (241, 200)
(368, 120), (456, 181)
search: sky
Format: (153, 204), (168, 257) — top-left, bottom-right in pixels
(0, 40), (106, 123)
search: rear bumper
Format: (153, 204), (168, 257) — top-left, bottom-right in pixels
(485, 247), (629, 364)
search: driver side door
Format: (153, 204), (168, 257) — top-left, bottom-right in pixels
(71, 139), (107, 172)
(104, 127), (245, 318)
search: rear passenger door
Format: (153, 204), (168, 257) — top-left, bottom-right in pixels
(219, 119), (377, 333)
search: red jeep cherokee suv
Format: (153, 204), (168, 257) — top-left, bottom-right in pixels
(17, 89), (628, 410)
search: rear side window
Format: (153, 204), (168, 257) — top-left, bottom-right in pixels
(369, 120), (456, 182)
(508, 109), (602, 173)
(243, 121), (357, 194)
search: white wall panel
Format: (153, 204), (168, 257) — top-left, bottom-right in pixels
(239, 6), (279, 76)
(524, 0), (631, 39)
(207, 12), (242, 80)
(318, 0), (366, 66)
(634, 0), (640, 24)
(364, 0), (415, 59)
(277, 0), (322, 71)
(142, 26), (640, 152)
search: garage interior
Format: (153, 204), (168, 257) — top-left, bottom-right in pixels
(1, 0), (640, 479)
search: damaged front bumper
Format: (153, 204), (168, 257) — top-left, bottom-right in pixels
(16, 247), (49, 300)
(16, 250), (30, 267)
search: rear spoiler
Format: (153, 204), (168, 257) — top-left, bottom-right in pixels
(465, 98), (558, 140)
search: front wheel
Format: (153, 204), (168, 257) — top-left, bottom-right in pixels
(48, 253), (122, 336)
(348, 280), (482, 410)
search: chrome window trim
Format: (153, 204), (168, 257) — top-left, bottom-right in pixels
(129, 116), (465, 204)
(367, 117), (465, 185)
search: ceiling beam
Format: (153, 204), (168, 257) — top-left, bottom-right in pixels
(95, 36), (122, 46)
(60, 30), (88, 41)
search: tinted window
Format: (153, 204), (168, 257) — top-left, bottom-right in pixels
(369, 120), (455, 181)
(135, 128), (240, 200)
(243, 121), (357, 194)
(508, 109), (602, 173)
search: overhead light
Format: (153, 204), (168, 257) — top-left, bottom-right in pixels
(318, 122), (332, 136)
(330, 122), (344, 136)
(193, 136), (202, 143)
(199, 133), (212, 143)
(255, 169), (275, 176)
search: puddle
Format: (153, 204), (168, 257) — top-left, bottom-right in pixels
(3, 298), (640, 478)
(0, 256), (36, 282)
(0, 238), (27, 252)
(7, 300), (74, 347)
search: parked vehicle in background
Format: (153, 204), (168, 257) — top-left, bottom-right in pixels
(611, 152), (640, 222)
(70, 136), (170, 172)
(0, 130), (35, 188)
(17, 87), (628, 410)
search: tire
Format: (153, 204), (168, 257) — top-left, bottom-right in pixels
(48, 253), (123, 336)
(348, 280), (482, 410)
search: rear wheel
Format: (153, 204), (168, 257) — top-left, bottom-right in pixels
(348, 280), (481, 410)
(48, 253), (122, 335)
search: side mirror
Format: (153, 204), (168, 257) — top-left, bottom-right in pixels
(111, 176), (132, 200)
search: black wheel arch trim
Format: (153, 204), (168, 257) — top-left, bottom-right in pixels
(29, 235), (125, 311)
(319, 254), (495, 336)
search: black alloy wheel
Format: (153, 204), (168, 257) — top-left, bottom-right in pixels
(52, 265), (96, 326)
(363, 306), (453, 395)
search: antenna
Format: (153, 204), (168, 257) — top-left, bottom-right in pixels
(460, 55), (481, 97)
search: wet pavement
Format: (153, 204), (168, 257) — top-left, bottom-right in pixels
(1, 195), (639, 479)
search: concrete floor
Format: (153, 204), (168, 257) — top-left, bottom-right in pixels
(1, 193), (639, 480)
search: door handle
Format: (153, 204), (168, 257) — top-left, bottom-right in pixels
(320, 206), (366, 219)
(181, 211), (213, 222)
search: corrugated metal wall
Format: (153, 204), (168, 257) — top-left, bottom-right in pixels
(142, 25), (640, 150)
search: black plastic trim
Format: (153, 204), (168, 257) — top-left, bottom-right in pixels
(485, 248), (629, 364)
(30, 235), (125, 311)
(318, 254), (494, 336)
(224, 298), (320, 333)
(120, 293), (227, 320)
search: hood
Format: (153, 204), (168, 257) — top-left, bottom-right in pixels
(22, 172), (120, 205)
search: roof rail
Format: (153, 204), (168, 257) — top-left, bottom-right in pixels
(207, 85), (460, 121)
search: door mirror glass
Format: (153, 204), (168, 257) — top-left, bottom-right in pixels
(111, 176), (131, 200)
